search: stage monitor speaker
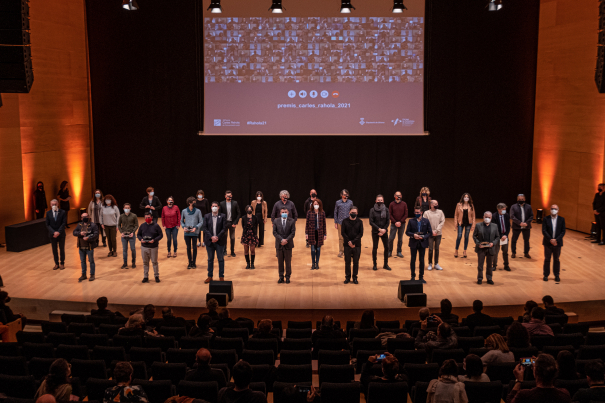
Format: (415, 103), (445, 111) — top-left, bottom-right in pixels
(206, 293), (228, 306)
(404, 293), (427, 307)
(398, 280), (424, 301)
(0, 0), (33, 94)
(209, 281), (234, 301)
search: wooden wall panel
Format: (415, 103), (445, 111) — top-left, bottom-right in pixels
(532, 0), (605, 231)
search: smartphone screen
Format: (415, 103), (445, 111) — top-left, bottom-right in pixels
(520, 357), (533, 366)
(298, 386), (311, 395)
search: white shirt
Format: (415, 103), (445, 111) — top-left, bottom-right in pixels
(212, 214), (218, 236)
(226, 202), (232, 221)
(551, 216), (558, 238)
(520, 205), (525, 225)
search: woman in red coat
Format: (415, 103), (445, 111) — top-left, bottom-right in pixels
(305, 199), (327, 270)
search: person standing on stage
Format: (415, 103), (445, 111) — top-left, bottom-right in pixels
(493, 203), (511, 271)
(406, 207), (432, 283)
(241, 205), (259, 270)
(118, 203), (138, 269)
(542, 204), (566, 282)
(454, 192), (476, 259)
(182, 197), (203, 270)
(369, 194), (391, 271)
(305, 198), (327, 270)
(46, 199), (67, 270)
(274, 207), (296, 284)
(202, 202), (227, 283)
(140, 187), (162, 225)
(194, 190), (210, 247)
(271, 190), (298, 222)
(510, 193), (534, 259)
(424, 199), (445, 271)
(251, 191), (267, 247)
(334, 189), (353, 258)
(414, 187), (431, 214)
(73, 212), (99, 282)
(161, 196), (181, 258)
(592, 183), (605, 245)
(100, 194), (120, 258)
(304, 189), (318, 248)
(137, 211), (164, 283)
(342, 206), (363, 284)
(88, 189), (107, 247)
(34, 181), (48, 220)
(472, 211), (500, 285)
(388, 190), (408, 258)
(219, 190), (241, 257)
(57, 181), (71, 228)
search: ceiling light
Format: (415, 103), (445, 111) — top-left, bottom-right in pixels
(488, 0), (503, 11)
(393, 0), (407, 13)
(122, 0), (139, 10)
(208, 0), (222, 13)
(269, 0), (284, 13)
(340, 0), (355, 13)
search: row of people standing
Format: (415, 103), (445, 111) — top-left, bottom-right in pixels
(34, 181), (71, 227)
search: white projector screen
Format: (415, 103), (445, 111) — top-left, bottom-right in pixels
(203, 0), (425, 135)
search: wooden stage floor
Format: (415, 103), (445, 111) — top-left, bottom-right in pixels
(1, 218), (604, 313)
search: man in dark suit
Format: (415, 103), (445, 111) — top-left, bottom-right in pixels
(273, 207), (296, 283)
(592, 183), (605, 244)
(542, 204), (565, 282)
(472, 211), (501, 285)
(510, 194), (534, 258)
(202, 201), (227, 283)
(45, 199), (67, 270)
(184, 348), (227, 389)
(493, 203), (511, 272)
(405, 207), (432, 283)
(219, 190), (241, 257)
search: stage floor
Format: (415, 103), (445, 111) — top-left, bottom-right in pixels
(1, 218), (604, 311)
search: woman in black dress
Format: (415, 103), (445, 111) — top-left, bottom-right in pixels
(33, 181), (47, 219)
(194, 189), (210, 247)
(240, 205), (259, 270)
(251, 191), (267, 247)
(57, 181), (71, 228)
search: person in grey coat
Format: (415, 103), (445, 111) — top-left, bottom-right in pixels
(182, 196), (204, 270)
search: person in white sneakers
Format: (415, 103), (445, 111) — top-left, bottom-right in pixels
(424, 200), (445, 271)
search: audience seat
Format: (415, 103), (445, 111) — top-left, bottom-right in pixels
(111, 335), (143, 352)
(387, 337), (415, 353)
(563, 323), (589, 336)
(457, 336), (485, 354)
(166, 348), (197, 367)
(145, 335), (176, 352)
(132, 380), (175, 403)
(56, 344), (90, 362)
(250, 364), (275, 387)
(86, 378), (116, 401)
(277, 364), (312, 383)
(411, 381), (430, 403)
(554, 378), (589, 397)
(366, 382), (408, 403)
(27, 357), (55, 380)
(208, 349), (238, 371)
(285, 328), (312, 339)
(61, 314), (86, 325)
(576, 359), (603, 376)
(0, 375), (37, 399)
(287, 321), (312, 329)
(318, 350), (350, 368)
(70, 359), (107, 383)
(282, 338), (312, 351)
(16, 331), (45, 345)
(179, 336), (210, 350)
(78, 333), (109, 348)
(220, 327), (249, 342)
(404, 363), (439, 385)
(41, 321), (68, 335)
(349, 328), (379, 342)
(97, 324), (121, 338)
(485, 362), (516, 384)
(92, 346), (126, 367)
(0, 342), (21, 357)
(22, 342), (54, 360)
(318, 364), (355, 385)
(510, 347), (539, 361)
(393, 349), (427, 365)
(586, 333), (605, 346)
(468, 347), (489, 357)
(212, 337), (244, 355)
(315, 320), (341, 330)
(319, 381), (361, 403)
(315, 338), (349, 352)
(542, 345), (575, 358)
(554, 333), (584, 349)
(279, 350), (312, 365)
(68, 323), (96, 336)
(491, 317), (514, 329)
(129, 347), (163, 369)
(150, 362), (187, 385)
(85, 315), (112, 327)
(46, 332), (77, 347)
(0, 356), (28, 376)
(376, 320), (401, 331)
(547, 323), (563, 335)
(158, 326), (187, 341)
(178, 381), (220, 403)
(272, 381), (312, 403)
(451, 326), (472, 337)
(473, 326), (502, 339)
(544, 314), (568, 326)
(464, 380), (503, 403)
(246, 338), (279, 357)
(431, 348), (465, 365)
(352, 338), (382, 355)
(577, 345), (605, 361)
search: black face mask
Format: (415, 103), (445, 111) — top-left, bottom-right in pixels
(376, 202), (383, 206)
(350, 213), (357, 218)
(396, 196), (401, 200)
(434, 205), (439, 209)
(226, 196), (232, 200)
(311, 193), (317, 197)
(599, 188), (604, 193)
(82, 217), (89, 223)
(518, 200), (525, 205)
(247, 210), (252, 214)
(5, 297), (10, 303)
(283, 198), (288, 202)
(422, 193), (427, 197)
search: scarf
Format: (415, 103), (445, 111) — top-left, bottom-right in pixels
(374, 203), (386, 218)
(187, 207), (197, 215)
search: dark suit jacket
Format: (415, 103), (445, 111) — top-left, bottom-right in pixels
(185, 364), (227, 389)
(219, 200), (242, 225)
(405, 218), (432, 248)
(202, 213), (228, 246)
(542, 215), (566, 247)
(510, 203), (534, 229)
(492, 212), (511, 237)
(45, 209), (67, 237)
(472, 222), (501, 255)
(273, 217), (296, 249)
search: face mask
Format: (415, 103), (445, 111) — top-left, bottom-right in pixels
(415, 213), (421, 218)
(281, 213), (288, 219)
(518, 200), (525, 205)
(212, 207), (218, 212)
(551, 209), (558, 215)
(82, 217), (89, 223)
(226, 196), (232, 200)
(501, 209), (506, 215)
(38, 186), (43, 190)
(51, 205), (58, 212)
(342, 195), (348, 199)
(396, 196), (401, 200)
(257, 197), (262, 201)
(314, 204), (319, 210)
(600, 188), (604, 192)
(197, 195), (203, 200)
(149, 192), (154, 196)
(464, 197), (469, 202)
(434, 205), (438, 209)
(145, 217), (153, 224)
(377, 202), (383, 206)
(422, 193), (427, 197)
(484, 217), (491, 224)
(168, 201), (173, 205)
(124, 209), (130, 214)
(95, 193), (101, 198)
(311, 193), (317, 197)
(105, 200), (111, 205)
(282, 197), (288, 202)
(247, 209), (252, 214)
(350, 213), (357, 218)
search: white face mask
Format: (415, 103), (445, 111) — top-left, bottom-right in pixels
(257, 197), (262, 201)
(105, 200), (111, 205)
(551, 209), (558, 215)
(501, 210), (506, 215)
(484, 217), (491, 224)
(464, 197), (469, 202)
(149, 192), (154, 196)
(51, 205), (58, 212)
(197, 195), (203, 200)
(314, 204), (319, 210)
(124, 209), (130, 214)
(212, 206), (218, 213)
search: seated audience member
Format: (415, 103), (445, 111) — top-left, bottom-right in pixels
(482, 334), (515, 367)
(130, 304), (157, 326)
(506, 321), (531, 348)
(185, 348), (227, 389)
(354, 310), (378, 330)
(215, 308), (242, 334)
(522, 300), (539, 323)
(189, 315), (215, 338)
(464, 300), (493, 330)
(36, 395), (56, 403)
(279, 385), (318, 403)
(0, 291), (26, 329)
(360, 352), (408, 395)
(251, 319), (280, 341)
(217, 360), (267, 403)
(572, 360), (605, 403)
(416, 317), (458, 356)
(506, 354), (571, 403)
(118, 314), (146, 337)
(312, 315), (346, 348)
(435, 299), (459, 324)
(556, 350), (580, 380)
(459, 354), (490, 382)
(205, 298), (220, 321)
(91, 296), (124, 318)
(103, 362), (149, 403)
(427, 359), (469, 403)
(522, 307), (554, 336)
(34, 358), (73, 401)
(158, 307), (187, 328)
(410, 307), (435, 334)
(542, 295), (565, 316)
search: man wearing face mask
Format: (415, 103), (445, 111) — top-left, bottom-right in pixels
(274, 207), (296, 283)
(341, 206), (363, 284)
(472, 212), (500, 285)
(423, 200), (445, 271)
(219, 190), (242, 257)
(45, 199), (67, 270)
(592, 183), (605, 245)
(303, 189), (318, 248)
(492, 203), (511, 272)
(334, 189), (353, 258)
(542, 204), (566, 282)
(270, 190), (298, 223)
(73, 212), (100, 282)
(137, 212), (164, 283)
(369, 194), (391, 271)
(510, 194), (534, 259)
(202, 202), (228, 283)
(139, 187), (162, 226)
(118, 203), (139, 269)
(406, 207), (432, 283)
(388, 191), (408, 258)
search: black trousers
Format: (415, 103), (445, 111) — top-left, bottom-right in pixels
(226, 221), (236, 253)
(277, 248), (292, 279)
(50, 233), (66, 265)
(409, 246), (426, 278)
(477, 249), (494, 281)
(543, 244), (561, 277)
(256, 216), (265, 246)
(372, 232), (389, 265)
(35, 210), (45, 219)
(388, 223), (404, 253)
(595, 214), (605, 242)
(511, 228), (531, 254)
(185, 236), (198, 264)
(344, 245), (360, 280)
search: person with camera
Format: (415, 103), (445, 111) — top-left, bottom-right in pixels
(360, 352), (407, 396)
(73, 212), (100, 282)
(415, 315), (458, 357)
(472, 211), (500, 285)
(507, 354), (571, 403)
(118, 203), (139, 269)
(405, 207), (432, 283)
(45, 199), (67, 271)
(182, 196), (204, 270)
(139, 187), (162, 225)
(137, 211), (164, 283)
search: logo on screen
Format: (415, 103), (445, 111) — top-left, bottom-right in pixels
(332, 91), (339, 98)
(320, 90), (329, 98)
(288, 90), (296, 98)
(299, 90), (307, 98)
(359, 118), (365, 125)
(310, 90), (318, 98)
(214, 119), (222, 126)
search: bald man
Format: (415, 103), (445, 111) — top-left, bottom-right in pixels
(542, 204), (565, 282)
(184, 348), (227, 388)
(36, 395), (56, 403)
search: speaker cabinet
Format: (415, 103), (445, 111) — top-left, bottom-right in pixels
(206, 293), (229, 306)
(398, 280), (424, 301)
(209, 281), (234, 301)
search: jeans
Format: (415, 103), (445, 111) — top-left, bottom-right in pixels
(511, 228), (531, 254)
(477, 249), (493, 281)
(79, 248), (95, 276)
(311, 245), (321, 264)
(50, 233), (66, 265)
(344, 245), (360, 280)
(165, 227), (179, 252)
(121, 236), (136, 263)
(409, 246), (425, 279)
(206, 243), (225, 278)
(371, 232), (389, 265)
(141, 246), (159, 278)
(428, 235), (442, 265)
(105, 225), (117, 252)
(493, 243), (509, 268)
(456, 225), (472, 250)
(544, 244), (561, 277)
(388, 222), (404, 253)
(185, 235), (198, 264)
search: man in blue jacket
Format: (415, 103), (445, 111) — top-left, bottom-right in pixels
(45, 199), (67, 270)
(405, 207), (432, 283)
(542, 204), (565, 282)
(493, 203), (511, 272)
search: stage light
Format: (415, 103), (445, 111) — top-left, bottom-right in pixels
(122, 0), (139, 10)
(269, 0), (284, 13)
(392, 0), (407, 13)
(340, 0), (355, 13)
(488, 0), (503, 11)
(208, 0), (222, 13)
(536, 209), (543, 224)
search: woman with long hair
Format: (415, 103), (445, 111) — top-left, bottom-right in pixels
(101, 194), (120, 257)
(251, 191), (267, 247)
(161, 196), (180, 258)
(87, 189), (107, 247)
(34, 181), (48, 219)
(194, 190), (210, 247)
(35, 358), (72, 401)
(241, 205), (259, 269)
(414, 187), (432, 214)
(57, 181), (71, 228)
(427, 359), (469, 403)
(506, 321), (530, 348)
(356, 310), (377, 330)
(454, 192), (476, 258)
(482, 333), (514, 367)
(139, 186), (162, 225)
(305, 198), (327, 270)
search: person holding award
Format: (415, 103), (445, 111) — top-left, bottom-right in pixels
(472, 212), (501, 285)
(405, 207), (432, 283)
